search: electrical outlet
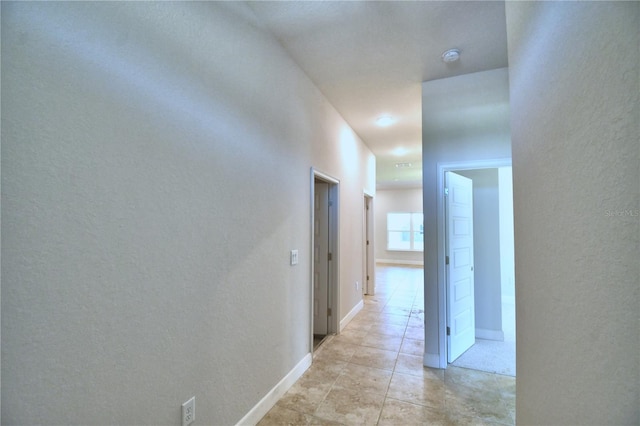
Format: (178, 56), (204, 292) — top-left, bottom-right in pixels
(182, 396), (195, 426)
(290, 249), (299, 266)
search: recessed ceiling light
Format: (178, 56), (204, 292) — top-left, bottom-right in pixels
(441, 48), (460, 63)
(376, 115), (395, 127)
(392, 147), (409, 156)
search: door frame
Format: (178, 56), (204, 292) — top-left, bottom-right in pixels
(435, 158), (511, 368)
(310, 168), (340, 353)
(363, 191), (375, 295)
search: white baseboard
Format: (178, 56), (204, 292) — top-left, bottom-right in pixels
(376, 259), (424, 266)
(476, 328), (505, 341)
(340, 299), (364, 332)
(236, 353), (312, 426)
(423, 352), (442, 369)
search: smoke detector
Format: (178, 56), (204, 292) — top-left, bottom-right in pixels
(441, 48), (460, 63)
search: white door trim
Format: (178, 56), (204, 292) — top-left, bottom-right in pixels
(310, 168), (340, 353)
(433, 158), (511, 368)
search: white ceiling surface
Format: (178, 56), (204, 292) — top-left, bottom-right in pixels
(248, 1), (509, 189)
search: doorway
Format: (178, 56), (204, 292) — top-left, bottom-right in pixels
(363, 193), (375, 295)
(311, 169), (339, 352)
(437, 159), (515, 374)
(450, 167), (515, 375)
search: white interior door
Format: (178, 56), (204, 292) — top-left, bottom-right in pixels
(314, 181), (329, 335)
(364, 195), (374, 295)
(446, 171), (475, 362)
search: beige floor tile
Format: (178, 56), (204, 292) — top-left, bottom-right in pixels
(303, 358), (347, 383)
(342, 317), (373, 332)
(504, 399), (516, 425)
(275, 375), (333, 415)
(494, 374), (516, 399)
(307, 415), (345, 425)
(385, 299), (415, 308)
(387, 371), (445, 409)
(332, 328), (368, 345)
(376, 313), (409, 326)
(257, 404), (310, 425)
(444, 411), (493, 425)
(445, 382), (513, 425)
(361, 300), (385, 313)
(333, 363), (392, 396)
(378, 398), (447, 426)
(313, 340), (357, 362)
(258, 405), (345, 426)
(361, 332), (403, 352)
(410, 307), (424, 315)
(354, 309), (381, 321)
(363, 295), (386, 304)
(382, 306), (413, 316)
(499, 378), (516, 424)
(399, 337), (424, 356)
(393, 353), (423, 376)
(314, 386), (385, 425)
(394, 353), (445, 380)
(403, 325), (424, 340)
(349, 345), (398, 371)
(368, 322), (407, 337)
(444, 365), (498, 391)
(407, 315), (425, 328)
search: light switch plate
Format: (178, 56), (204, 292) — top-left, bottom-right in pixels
(290, 250), (299, 266)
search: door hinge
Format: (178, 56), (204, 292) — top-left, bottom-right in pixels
(366, 275), (370, 281)
(447, 326), (451, 336)
(446, 255), (449, 265)
(328, 252), (332, 261)
(366, 240), (370, 245)
(327, 308), (332, 317)
(328, 200), (333, 207)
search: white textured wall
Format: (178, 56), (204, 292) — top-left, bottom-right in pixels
(506, 2), (639, 424)
(422, 68), (511, 362)
(0, 2), (374, 424)
(374, 188), (424, 265)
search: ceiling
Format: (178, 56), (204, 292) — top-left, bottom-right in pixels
(248, 1), (509, 189)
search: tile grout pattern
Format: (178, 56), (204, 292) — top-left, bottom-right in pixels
(258, 265), (515, 425)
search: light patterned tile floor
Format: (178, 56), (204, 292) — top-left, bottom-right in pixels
(258, 265), (515, 425)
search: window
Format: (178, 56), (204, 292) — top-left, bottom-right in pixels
(387, 212), (424, 251)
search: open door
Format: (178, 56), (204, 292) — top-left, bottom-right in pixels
(446, 171), (475, 363)
(364, 195), (375, 295)
(311, 170), (339, 351)
(314, 180), (330, 336)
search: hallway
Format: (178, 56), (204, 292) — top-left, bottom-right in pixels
(258, 265), (515, 425)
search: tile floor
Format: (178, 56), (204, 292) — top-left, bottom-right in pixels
(258, 265), (515, 425)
